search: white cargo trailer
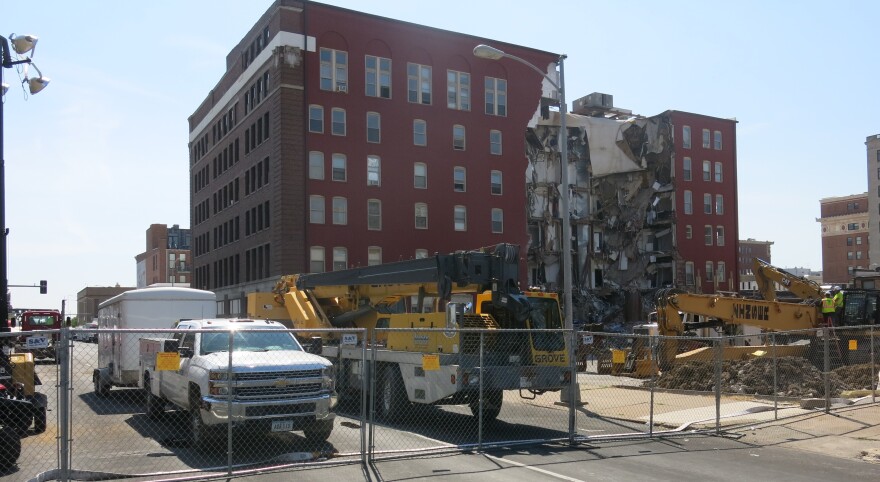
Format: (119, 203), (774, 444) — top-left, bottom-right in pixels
(93, 287), (216, 395)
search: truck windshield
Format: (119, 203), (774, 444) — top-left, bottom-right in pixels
(200, 330), (302, 354)
(27, 315), (58, 326)
(527, 297), (566, 352)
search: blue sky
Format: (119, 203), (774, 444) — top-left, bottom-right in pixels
(4, 1), (878, 312)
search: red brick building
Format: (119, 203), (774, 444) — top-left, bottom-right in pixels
(818, 193), (869, 285)
(188, 1), (557, 313)
(669, 111), (739, 293)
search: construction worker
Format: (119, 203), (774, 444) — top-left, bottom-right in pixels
(832, 286), (844, 324)
(821, 291), (836, 326)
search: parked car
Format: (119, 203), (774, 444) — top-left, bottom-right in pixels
(74, 321), (98, 343)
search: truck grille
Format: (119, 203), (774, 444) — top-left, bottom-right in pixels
(236, 369), (322, 381)
(236, 383), (322, 398)
(245, 402), (315, 417)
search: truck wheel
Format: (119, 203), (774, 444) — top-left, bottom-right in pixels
(469, 389), (502, 423)
(0, 426), (21, 470)
(303, 419), (334, 443)
(8, 405), (31, 437)
(377, 365), (407, 422)
(143, 376), (164, 419)
(93, 372), (110, 397)
(189, 391), (214, 450)
(33, 407), (47, 435)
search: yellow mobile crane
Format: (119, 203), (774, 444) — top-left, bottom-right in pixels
(248, 244), (570, 422)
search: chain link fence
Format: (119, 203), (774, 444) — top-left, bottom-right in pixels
(1, 324), (877, 481)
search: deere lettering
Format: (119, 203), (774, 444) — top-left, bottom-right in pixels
(733, 303), (769, 321)
(534, 354), (566, 364)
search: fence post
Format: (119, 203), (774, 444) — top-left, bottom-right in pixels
(715, 336), (722, 434)
(823, 327), (830, 414)
(649, 334), (655, 436)
(478, 330), (484, 450)
(771, 332), (778, 421)
(568, 328), (576, 444)
(227, 330), (234, 475)
(871, 325), (876, 404)
(368, 327), (377, 460)
(360, 328), (367, 466)
(58, 326), (71, 482)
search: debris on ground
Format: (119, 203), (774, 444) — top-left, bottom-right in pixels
(644, 358), (876, 398)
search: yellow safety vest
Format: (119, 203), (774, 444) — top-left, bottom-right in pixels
(833, 292), (843, 309)
(821, 297), (836, 313)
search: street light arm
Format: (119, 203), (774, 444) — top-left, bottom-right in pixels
(473, 44), (561, 90)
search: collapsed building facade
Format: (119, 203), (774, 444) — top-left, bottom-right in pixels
(525, 95), (739, 327)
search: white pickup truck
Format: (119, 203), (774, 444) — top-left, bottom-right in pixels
(139, 318), (337, 448)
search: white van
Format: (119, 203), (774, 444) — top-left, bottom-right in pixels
(93, 287), (216, 395)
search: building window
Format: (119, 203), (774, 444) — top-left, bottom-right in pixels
(685, 261), (695, 286)
(310, 247), (325, 273)
(366, 112), (381, 143)
(407, 62), (432, 104)
(320, 48), (348, 92)
(332, 197), (347, 225)
(877, 150), (880, 162)
(308, 151), (324, 180)
(414, 249), (429, 259)
(367, 199), (381, 230)
(489, 130), (502, 155)
(446, 70), (470, 110)
(684, 190), (693, 214)
(703, 160), (711, 181)
(715, 194), (724, 215)
(490, 170), (502, 195)
(716, 226), (725, 246)
(714, 162), (723, 182)
(704, 225), (713, 246)
(847, 251), (854, 260)
(857, 236), (863, 245)
(713, 130), (722, 150)
(717, 261), (726, 283)
(685, 225), (692, 239)
(848, 222), (859, 230)
(704, 193), (712, 214)
(309, 105), (323, 133)
(484, 77), (507, 116)
(413, 119), (427, 146)
(847, 236), (854, 246)
(415, 203), (428, 229)
(414, 163), (427, 189)
(454, 205), (467, 231)
(333, 247), (347, 271)
(683, 157), (692, 181)
(309, 195), (324, 224)
(331, 108), (346, 136)
(491, 209), (503, 233)
(367, 155), (381, 186)
(702, 128), (710, 148)
(857, 251), (863, 260)
(705, 261), (714, 283)
(682, 125), (691, 149)
(332, 154), (347, 181)
(453, 125), (466, 150)
(365, 55), (391, 98)
(453, 167), (466, 192)
(368, 246), (382, 266)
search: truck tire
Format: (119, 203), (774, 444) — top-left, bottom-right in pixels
(469, 389), (502, 423)
(377, 365), (407, 422)
(189, 390), (214, 450)
(0, 426), (20, 470)
(93, 371), (110, 397)
(143, 375), (164, 419)
(303, 419), (334, 443)
(33, 407), (47, 435)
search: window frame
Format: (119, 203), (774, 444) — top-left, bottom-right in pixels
(414, 162), (427, 189)
(331, 108), (346, 136)
(490, 170), (502, 195)
(365, 55), (391, 99)
(702, 128), (710, 148)
(446, 70), (471, 111)
(367, 155), (381, 187)
(704, 225), (713, 246)
(453, 166), (466, 192)
(309, 195), (325, 224)
(331, 154), (347, 182)
(714, 161), (723, 182)
(683, 157), (692, 181)
(332, 196), (348, 225)
(308, 105), (324, 133)
(413, 119), (427, 146)
(332, 247), (348, 271)
(415, 203), (428, 229)
(319, 48), (348, 92)
(484, 76), (507, 116)
(367, 199), (382, 230)
(453, 124), (466, 150)
(682, 125), (691, 149)
(713, 130), (722, 150)
(715, 194), (724, 215)
(704, 193), (712, 214)
(366, 112), (381, 143)
(491, 208), (503, 233)
(308, 151), (324, 180)
(684, 190), (693, 214)
(309, 246), (325, 273)
(454, 205), (467, 231)
(489, 130), (502, 155)
(367, 246), (382, 266)
(407, 62), (432, 105)
(716, 226), (725, 246)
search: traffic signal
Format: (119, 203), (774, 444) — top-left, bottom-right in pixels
(39, 280), (47, 294)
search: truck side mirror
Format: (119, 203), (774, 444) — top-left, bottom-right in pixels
(445, 302), (459, 337)
(305, 336), (323, 355)
(179, 346), (194, 358)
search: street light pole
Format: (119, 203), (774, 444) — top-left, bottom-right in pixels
(473, 44), (574, 330)
(1, 34), (49, 332)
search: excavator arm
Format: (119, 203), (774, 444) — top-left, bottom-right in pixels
(753, 258), (823, 302)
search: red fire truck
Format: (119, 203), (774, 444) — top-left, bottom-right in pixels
(15, 310), (64, 362)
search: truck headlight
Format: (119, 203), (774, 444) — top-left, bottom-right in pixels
(208, 383), (229, 396)
(209, 371), (232, 381)
(321, 366), (334, 390)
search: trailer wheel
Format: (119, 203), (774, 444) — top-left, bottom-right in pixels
(0, 426), (20, 470)
(32, 407), (46, 435)
(469, 389), (502, 423)
(377, 365), (407, 422)
(93, 371), (110, 397)
(143, 375), (164, 419)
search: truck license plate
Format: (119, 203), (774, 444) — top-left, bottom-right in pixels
(26, 336), (50, 349)
(271, 420), (294, 432)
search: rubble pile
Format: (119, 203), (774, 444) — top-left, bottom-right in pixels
(832, 363), (877, 390)
(646, 357), (864, 397)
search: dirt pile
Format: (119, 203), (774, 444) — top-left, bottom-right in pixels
(646, 358), (876, 397)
